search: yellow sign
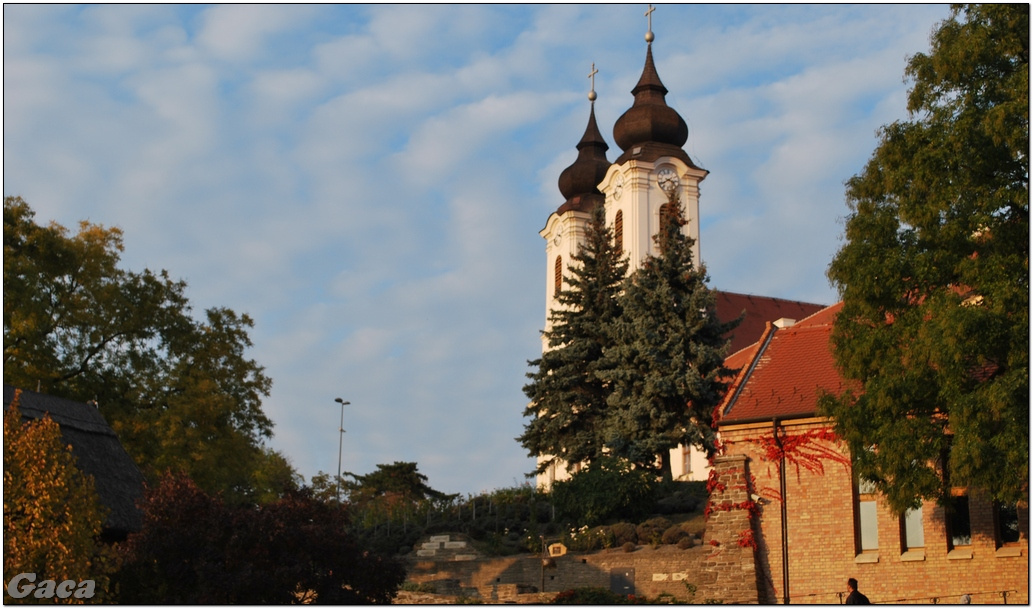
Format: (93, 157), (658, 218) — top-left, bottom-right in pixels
(548, 543), (567, 557)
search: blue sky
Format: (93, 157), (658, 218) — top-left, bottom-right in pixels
(4, 4), (950, 496)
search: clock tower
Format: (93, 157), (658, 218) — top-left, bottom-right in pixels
(599, 16), (707, 272)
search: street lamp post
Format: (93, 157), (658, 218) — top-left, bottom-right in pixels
(334, 397), (350, 502)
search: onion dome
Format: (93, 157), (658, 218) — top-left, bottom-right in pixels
(556, 96), (611, 214)
(612, 43), (700, 168)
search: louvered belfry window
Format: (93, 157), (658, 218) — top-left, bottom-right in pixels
(554, 255), (562, 294)
(614, 210), (623, 251)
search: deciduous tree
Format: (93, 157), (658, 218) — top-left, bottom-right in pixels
(3, 197), (293, 504)
(116, 472), (406, 604)
(4, 392), (115, 602)
(820, 4), (1028, 512)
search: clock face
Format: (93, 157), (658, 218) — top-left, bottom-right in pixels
(613, 174), (624, 201)
(656, 168), (679, 193)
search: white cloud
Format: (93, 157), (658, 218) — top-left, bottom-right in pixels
(194, 4), (319, 64)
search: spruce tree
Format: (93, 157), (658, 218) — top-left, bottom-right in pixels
(519, 204), (628, 476)
(604, 193), (739, 480)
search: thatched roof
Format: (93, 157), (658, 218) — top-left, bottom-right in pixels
(4, 385), (144, 539)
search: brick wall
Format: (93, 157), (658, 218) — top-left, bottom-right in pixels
(721, 418), (1029, 605)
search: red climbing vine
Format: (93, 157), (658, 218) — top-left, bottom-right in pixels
(737, 529), (757, 550)
(733, 427), (851, 477)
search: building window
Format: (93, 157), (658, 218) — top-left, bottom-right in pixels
(900, 506), (924, 551)
(659, 202), (672, 226)
(614, 210), (623, 252)
(855, 477), (878, 552)
(947, 493), (972, 549)
(554, 255), (562, 295)
(994, 501), (1021, 546)
(682, 446), (692, 477)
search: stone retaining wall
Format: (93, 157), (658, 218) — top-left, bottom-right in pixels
(404, 455), (760, 603)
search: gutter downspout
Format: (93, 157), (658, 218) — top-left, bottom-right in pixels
(774, 417), (789, 605)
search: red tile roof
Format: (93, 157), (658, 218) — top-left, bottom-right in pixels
(718, 302), (858, 425)
(713, 290), (827, 354)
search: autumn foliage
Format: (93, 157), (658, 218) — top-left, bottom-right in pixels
(3, 392), (115, 602)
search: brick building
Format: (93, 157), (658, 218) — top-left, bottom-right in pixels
(717, 304), (1028, 604)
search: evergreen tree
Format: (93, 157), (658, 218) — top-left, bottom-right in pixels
(604, 194), (738, 480)
(820, 5), (1028, 512)
(519, 204), (628, 476)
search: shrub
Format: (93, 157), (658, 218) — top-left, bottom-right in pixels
(677, 536), (694, 550)
(609, 522), (638, 545)
(661, 523), (691, 545)
(621, 541), (637, 553)
(591, 525), (616, 549)
(656, 491), (701, 514)
(550, 457), (657, 526)
(636, 517), (671, 545)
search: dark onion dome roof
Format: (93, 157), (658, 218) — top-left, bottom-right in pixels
(612, 43), (701, 169)
(556, 102), (610, 215)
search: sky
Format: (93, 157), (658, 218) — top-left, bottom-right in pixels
(3, 3), (951, 496)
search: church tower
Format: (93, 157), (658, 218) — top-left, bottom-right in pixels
(599, 7), (707, 271)
(538, 65), (611, 341)
(534, 8), (710, 488)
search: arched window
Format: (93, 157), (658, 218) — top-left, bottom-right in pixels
(614, 210), (623, 251)
(554, 255), (562, 295)
(659, 201), (673, 224)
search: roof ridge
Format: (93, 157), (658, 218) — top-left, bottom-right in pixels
(790, 301), (844, 327)
(714, 289), (828, 308)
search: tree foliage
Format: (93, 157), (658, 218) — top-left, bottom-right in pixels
(550, 456), (657, 527)
(520, 204), (629, 475)
(604, 196), (738, 480)
(4, 393), (115, 602)
(115, 472), (407, 604)
(345, 461), (451, 503)
(820, 4), (1029, 512)
(3, 197), (296, 504)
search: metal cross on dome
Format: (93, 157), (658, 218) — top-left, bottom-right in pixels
(645, 4), (656, 42)
(588, 63), (598, 101)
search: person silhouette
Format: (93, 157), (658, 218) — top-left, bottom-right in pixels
(844, 578), (870, 605)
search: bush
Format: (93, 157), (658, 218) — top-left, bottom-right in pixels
(636, 517), (671, 545)
(621, 541), (637, 553)
(550, 457), (657, 526)
(609, 522), (638, 545)
(656, 491), (700, 514)
(661, 523), (691, 545)
(677, 536), (694, 550)
(401, 581), (437, 593)
(566, 525), (614, 552)
(591, 525), (616, 549)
